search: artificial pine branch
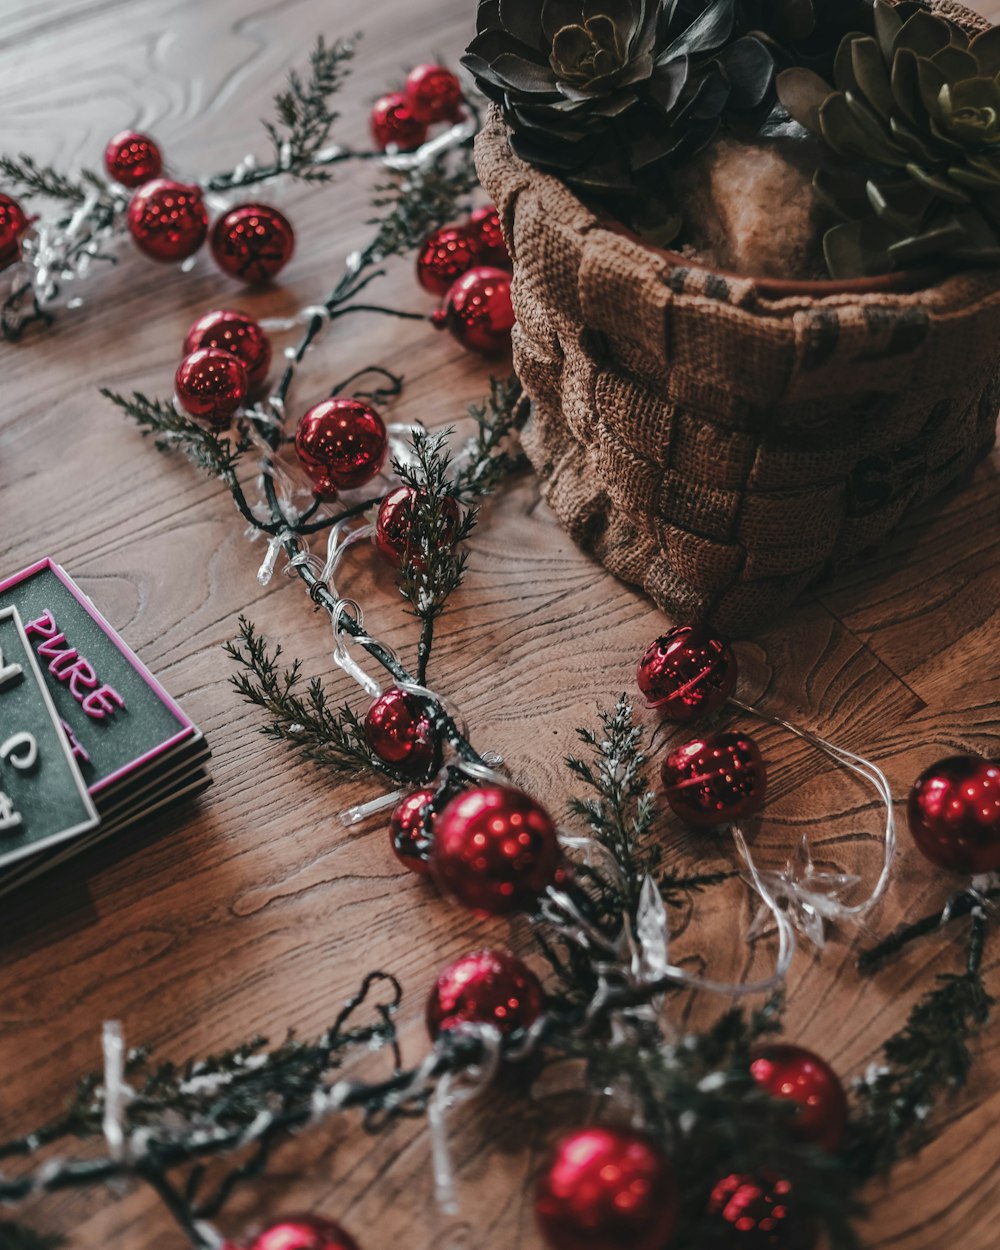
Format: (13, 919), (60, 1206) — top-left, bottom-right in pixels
(0, 155), (107, 206)
(849, 911), (994, 1176)
(565, 694), (660, 915)
(367, 141), (479, 263)
(224, 617), (395, 779)
(453, 374), (527, 501)
(0, 1225), (64, 1250)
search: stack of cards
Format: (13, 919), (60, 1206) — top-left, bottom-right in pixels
(0, 559), (211, 890)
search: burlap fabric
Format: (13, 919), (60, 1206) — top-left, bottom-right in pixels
(475, 0), (1000, 635)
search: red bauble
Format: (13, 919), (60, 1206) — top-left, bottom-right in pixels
(371, 92), (428, 151)
(637, 624), (738, 723)
(0, 193), (30, 270)
(535, 1128), (678, 1250)
(706, 1174), (813, 1250)
(104, 129), (162, 187)
(907, 754), (1000, 873)
(389, 787), (437, 874)
(427, 948), (544, 1040)
(184, 309), (272, 395)
(211, 203), (295, 284)
(432, 266), (514, 356)
(431, 785), (560, 915)
(416, 226), (479, 296)
(127, 179), (208, 262)
(661, 732), (766, 828)
(175, 348), (248, 428)
(294, 398), (388, 495)
(750, 1044), (848, 1153)
(405, 63), (464, 123)
(466, 206), (510, 269)
(375, 485), (461, 568)
(248, 1215), (361, 1250)
(365, 688), (439, 778)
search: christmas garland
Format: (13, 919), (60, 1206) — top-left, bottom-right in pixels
(2, 28), (998, 1250)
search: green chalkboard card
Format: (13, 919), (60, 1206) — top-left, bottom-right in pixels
(0, 560), (196, 799)
(0, 606), (99, 868)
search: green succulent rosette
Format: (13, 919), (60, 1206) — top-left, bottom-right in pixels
(778, 0), (1000, 277)
(463, 0), (774, 239)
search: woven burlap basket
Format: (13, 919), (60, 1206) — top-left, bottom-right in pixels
(475, 0), (1000, 635)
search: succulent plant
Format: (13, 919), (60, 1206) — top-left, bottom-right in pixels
(741, 0), (874, 73)
(778, 0), (1000, 277)
(464, 0), (774, 234)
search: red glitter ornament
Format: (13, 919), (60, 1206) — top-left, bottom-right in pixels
(466, 205), (510, 269)
(432, 266), (515, 356)
(104, 129), (162, 187)
(907, 754), (1000, 873)
(637, 624), (738, 723)
(294, 398), (388, 495)
(427, 948), (544, 1040)
(0, 193), (29, 270)
(127, 179), (208, 263)
(365, 688), (439, 778)
(750, 1044), (848, 1153)
(389, 787), (437, 874)
(375, 485), (461, 568)
(416, 225), (480, 296)
(431, 785), (561, 915)
(705, 1173), (814, 1250)
(371, 92), (428, 152)
(175, 348), (248, 428)
(405, 63), (464, 123)
(535, 1127), (678, 1250)
(211, 203), (295, 284)
(184, 309), (272, 395)
(661, 732), (766, 828)
(247, 1215), (361, 1250)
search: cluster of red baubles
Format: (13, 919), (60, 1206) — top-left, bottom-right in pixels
(636, 622), (1000, 871)
(172, 308), (273, 428)
(370, 63), (464, 153)
(102, 129), (295, 280)
(418, 205), (515, 357)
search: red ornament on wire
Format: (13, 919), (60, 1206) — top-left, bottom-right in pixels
(426, 948), (544, 1039)
(127, 179), (208, 262)
(466, 205), (510, 269)
(375, 485), (461, 569)
(184, 309), (272, 395)
(661, 732), (767, 828)
(431, 785), (561, 915)
(104, 129), (163, 187)
(432, 266), (514, 356)
(416, 225), (480, 296)
(907, 754), (1000, 873)
(637, 624), (738, 723)
(535, 1127), (679, 1250)
(405, 63), (464, 123)
(750, 1044), (848, 1153)
(294, 398), (388, 498)
(365, 688), (439, 779)
(370, 93), (428, 152)
(389, 787), (437, 874)
(0, 193), (30, 270)
(247, 1215), (362, 1250)
(211, 203), (295, 284)
(174, 348), (248, 429)
(705, 1173), (813, 1250)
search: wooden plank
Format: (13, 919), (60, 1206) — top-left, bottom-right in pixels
(0, 2), (998, 1248)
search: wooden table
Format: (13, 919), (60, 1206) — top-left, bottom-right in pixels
(2, 2), (999, 1248)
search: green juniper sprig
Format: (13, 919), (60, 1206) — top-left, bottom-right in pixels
(0, 155), (109, 207)
(225, 618), (385, 778)
(849, 909), (995, 1176)
(0, 1224), (65, 1250)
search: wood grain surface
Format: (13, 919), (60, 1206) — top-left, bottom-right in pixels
(2, 2), (999, 1248)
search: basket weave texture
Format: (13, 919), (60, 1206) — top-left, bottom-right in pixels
(475, 0), (1000, 635)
